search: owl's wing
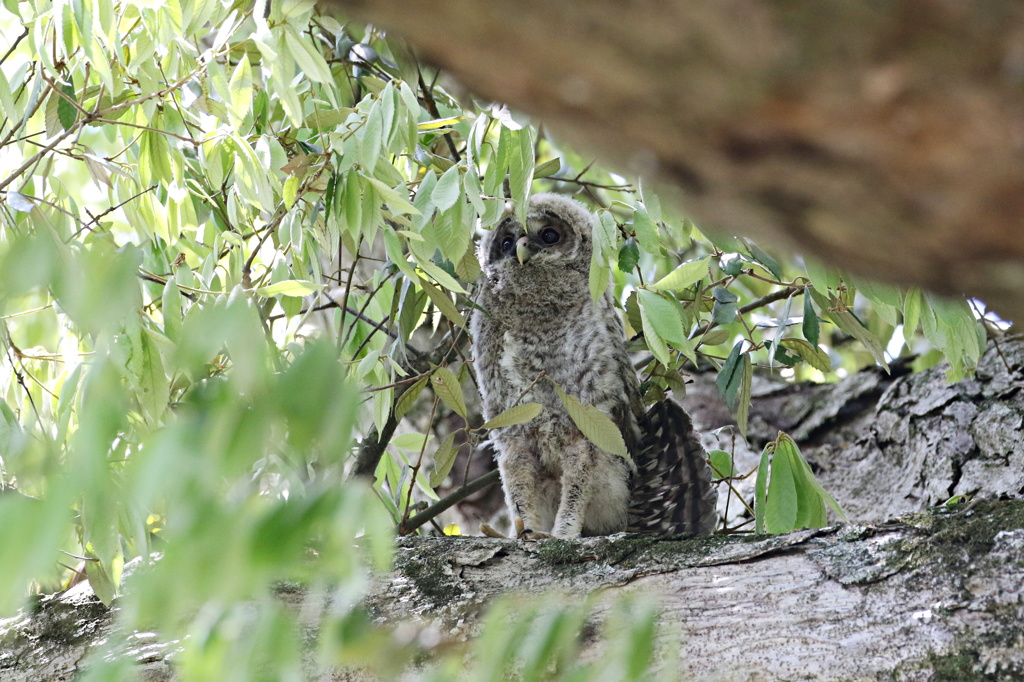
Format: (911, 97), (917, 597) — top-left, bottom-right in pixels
(628, 399), (718, 535)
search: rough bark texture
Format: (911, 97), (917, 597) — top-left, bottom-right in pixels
(4, 502), (1024, 680)
(689, 336), (1024, 525)
(4, 340), (1024, 680)
(327, 0), (1024, 323)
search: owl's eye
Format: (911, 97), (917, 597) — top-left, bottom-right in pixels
(540, 227), (560, 245)
(501, 235), (515, 254)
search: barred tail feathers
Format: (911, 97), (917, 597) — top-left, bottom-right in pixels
(627, 400), (718, 535)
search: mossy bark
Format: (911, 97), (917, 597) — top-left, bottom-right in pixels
(3, 501), (1024, 680)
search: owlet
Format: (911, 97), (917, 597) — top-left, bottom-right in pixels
(471, 193), (717, 538)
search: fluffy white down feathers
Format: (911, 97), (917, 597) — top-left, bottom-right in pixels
(471, 194), (717, 538)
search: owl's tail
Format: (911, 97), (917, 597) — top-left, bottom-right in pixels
(627, 400), (718, 535)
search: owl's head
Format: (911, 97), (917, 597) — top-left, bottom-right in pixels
(479, 193), (594, 279)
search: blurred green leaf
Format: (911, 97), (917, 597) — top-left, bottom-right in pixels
(255, 279), (319, 298)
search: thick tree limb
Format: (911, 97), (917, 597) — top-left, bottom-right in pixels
(329, 0), (1024, 322)
(4, 501), (1024, 680)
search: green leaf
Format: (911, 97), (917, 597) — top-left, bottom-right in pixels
(699, 328), (731, 347)
(743, 239), (784, 280)
(903, 288), (921, 336)
(712, 300), (738, 325)
(84, 549), (123, 606)
(304, 107), (355, 129)
(360, 104), (384, 174)
(431, 164), (461, 212)
(395, 374), (429, 421)
(505, 126), (534, 220)
(780, 338), (831, 373)
(282, 24), (334, 84)
(481, 402), (543, 430)
(391, 432), (433, 451)
(711, 286), (738, 325)
(364, 176), (421, 217)
(636, 290), (687, 346)
(779, 433), (845, 525)
(716, 341), (744, 409)
(802, 292), (820, 347)
(431, 365), (467, 418)
(57, 82), (77, 130)
(134, 328), (170, 422)
(720, 254), (745, 276)
(804, 258), (842, 291)
(534, 157), (561, 178)
(139, 128), (172, 188)
(764, 438), (798, 534)
(255, 279), (319, 297)
(373, 385), (393, 434)
(758, 433), (846, 534)
(382, 229), (419, 282)
(227, 55), (253, 128)
(419, 278), (467, 328)
(651, 257), (709, 292)
(736, 353), (752, 437)
(637, 289), (695, 366)
(709, 449), (733, 480)
(829, 308), (890, 372)
(617, 238), (640, 273)
(426, 200), (470, 264)
(551, 381), (629, 459)
(754, 442), (771, 534)
(589, 260), (610, 304)
(631, 207), (661, 255)
(429, 433), (459, 487)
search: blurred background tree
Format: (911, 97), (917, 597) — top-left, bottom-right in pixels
(0, 0), (1001, 678)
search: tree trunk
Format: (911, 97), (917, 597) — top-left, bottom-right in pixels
(327, 0), (1024, 323)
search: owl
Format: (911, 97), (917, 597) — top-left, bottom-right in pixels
(471, 193), (717, 539)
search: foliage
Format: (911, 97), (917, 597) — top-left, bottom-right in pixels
(0, 0), (991, 676)
(755, 432), (845, 534)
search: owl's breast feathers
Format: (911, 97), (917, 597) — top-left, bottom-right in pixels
(472, 194), (717, 537)
(475, 283), (643, 461)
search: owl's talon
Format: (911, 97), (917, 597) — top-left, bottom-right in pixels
(519, 529), (554, 540)
(514, 518), (553, 540)
(480, 523), (507, 539)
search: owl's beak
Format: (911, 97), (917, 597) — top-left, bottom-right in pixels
(515, 236), (533, 265)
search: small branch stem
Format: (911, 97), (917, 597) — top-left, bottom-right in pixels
(398, 469), (501, 536)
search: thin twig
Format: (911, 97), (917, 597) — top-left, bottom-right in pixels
(0, 28), (28, 66)
(401, 395), (439, 525)
(417, 65), (461, 162)
(398, 469), (501, 536)
(634, 286), (805, 370)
